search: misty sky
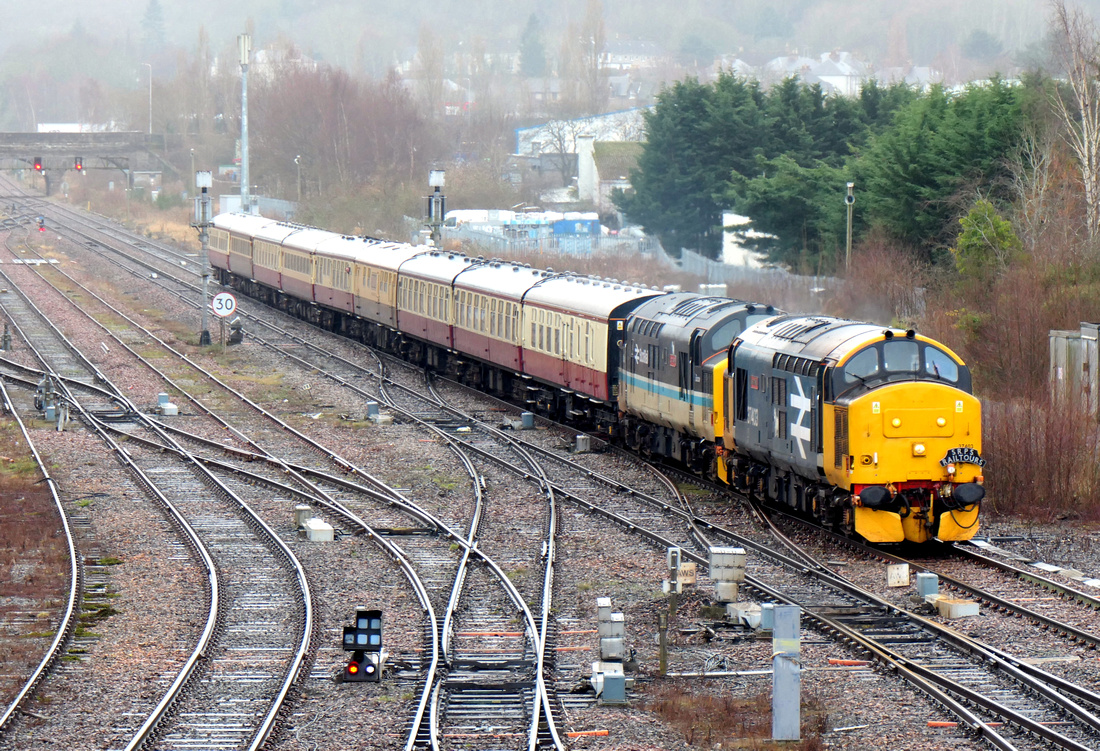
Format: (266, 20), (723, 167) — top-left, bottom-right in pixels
(5, 0), (1095, 76)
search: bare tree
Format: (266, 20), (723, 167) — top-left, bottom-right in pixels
(1049, 0), (1100, 244)
(578, 0), (608, 114)
(1009, 117), (1059, 257)
(558, 0), (608, 117)
(416, 24), (445, 120)
(543, 118), (581, 187)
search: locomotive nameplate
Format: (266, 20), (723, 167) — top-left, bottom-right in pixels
(940, 447), (985, 467)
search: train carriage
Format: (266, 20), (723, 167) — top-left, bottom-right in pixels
(451, 261), (539, 373)
(210, 213), (280, 279)
(522, 275), (659, 415)
(247, 221), (301, 291)
(310, 235), (361, 314)
(619, 293), (778, 472)
(396, 251), (478, 363)
(274, 227), (333, 304)
(724, 315), (983, 543)
(350, 240), (423, 330)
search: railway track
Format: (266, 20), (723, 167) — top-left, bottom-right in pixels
(0, 376), (81, 734)
(0, 222), (314, 750)
(2, 202), (571, 750)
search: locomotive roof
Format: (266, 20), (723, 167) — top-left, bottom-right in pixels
(738, 315), (948, 364)
(454, 260), (549, 300)
(631, 292), (779, 326)
(523, 274), (661, 319)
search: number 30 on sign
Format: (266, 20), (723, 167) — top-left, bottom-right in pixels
(211, 292), (237, 318)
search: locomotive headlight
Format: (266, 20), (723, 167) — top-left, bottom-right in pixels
(936, 417), (946, 427)
(892, 418), (902, 428)
(946, 463), (956, 475)
(912, 443), (926, 456)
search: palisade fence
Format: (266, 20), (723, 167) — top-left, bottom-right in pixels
(677, 247), (836, 300)
(402, 215), (838, 303)
(441, 223), (668, 259)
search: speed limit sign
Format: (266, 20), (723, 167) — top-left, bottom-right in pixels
(211, 292), (238, 318)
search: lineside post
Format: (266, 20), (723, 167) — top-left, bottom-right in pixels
(771, 605), (801, 741)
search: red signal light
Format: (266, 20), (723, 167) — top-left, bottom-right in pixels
(33, 156), (42, 172)
(347, 660), (359, 675)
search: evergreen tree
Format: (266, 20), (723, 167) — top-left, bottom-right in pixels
(856, 79), (1023, 261)
(616, 77), (722, 256)
(519, 14), (546, 78)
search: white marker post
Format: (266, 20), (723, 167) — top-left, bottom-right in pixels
(211, 292), (237, 351)
(772, 605), (801, 741)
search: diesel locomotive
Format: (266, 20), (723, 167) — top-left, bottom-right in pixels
(208, 213), (984, 543)
(722, 316), (982, 543)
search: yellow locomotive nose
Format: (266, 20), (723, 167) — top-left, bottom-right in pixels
(828, 381), (982, 543)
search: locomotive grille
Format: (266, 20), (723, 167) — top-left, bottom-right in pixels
(834, 407), (848, 467)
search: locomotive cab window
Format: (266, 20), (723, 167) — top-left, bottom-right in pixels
(843, 348), (879, 384)
(925, 346), (959, 382)
(883, 340), (919, 372)
(704, 319), (742, 355)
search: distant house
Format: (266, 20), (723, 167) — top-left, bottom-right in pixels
(808, 52), (867, 96)
(600, 40), (666, 71)
(574, 137), (643, 213)
(762, 52), (817, 82)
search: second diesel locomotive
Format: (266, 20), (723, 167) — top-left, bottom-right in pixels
(207, 213), (984, 543)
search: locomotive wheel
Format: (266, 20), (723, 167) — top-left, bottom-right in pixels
(841, 506), (854, 536)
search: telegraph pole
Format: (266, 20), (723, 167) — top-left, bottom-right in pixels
(191, 171), (214, 346)
(238, 34), (252, 214)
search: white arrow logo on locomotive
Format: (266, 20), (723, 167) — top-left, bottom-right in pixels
(790, 377), (812, 459)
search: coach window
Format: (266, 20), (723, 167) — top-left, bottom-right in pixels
(843, 348), (879, 384)
(490, 299), (498, 336)
(883, 340), (919, 373)
(924, 346), (959, 382)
